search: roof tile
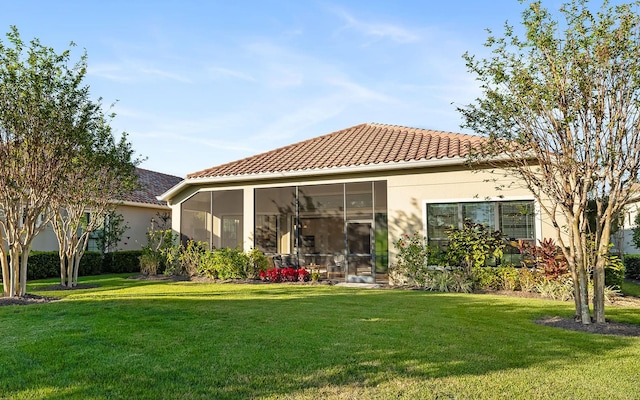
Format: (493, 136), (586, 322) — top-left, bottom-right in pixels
(187, 123), (485, 179)
(120, 168), (183, 206)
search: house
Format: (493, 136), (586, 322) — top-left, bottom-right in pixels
(31, 168), (183, 252)
(612, 194), (640, 255)
(159, 123), (557, 283)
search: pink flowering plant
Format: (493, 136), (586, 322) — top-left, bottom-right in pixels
(259, 267), (310, 283)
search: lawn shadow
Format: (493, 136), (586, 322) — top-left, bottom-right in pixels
(3, 282), (639, 399)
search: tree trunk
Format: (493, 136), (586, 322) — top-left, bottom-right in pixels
(0, 245), (9, 296)
(576, 264), (591, 324)
(593, 220), (612, 324)
(66, 254), (74, 288)
(9, 247), (19, 298)
(60, 256), (67, 286)
(19, 244), (31, 296)
(73, 254), (81, 287)
(593, 257), (606, 323)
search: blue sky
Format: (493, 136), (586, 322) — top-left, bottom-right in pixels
(2, 0), (564, 177)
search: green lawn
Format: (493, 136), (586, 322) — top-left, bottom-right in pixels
(622, 279), (640, 298)
(1, 275), (639, 399)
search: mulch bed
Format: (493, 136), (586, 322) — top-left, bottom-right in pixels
(2, 277), (640, 337)
(535, 316), (640, 337)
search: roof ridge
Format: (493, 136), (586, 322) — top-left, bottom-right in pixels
(367, 122), (483, 139)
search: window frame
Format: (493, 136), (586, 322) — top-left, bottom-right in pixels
(424, 199), (537, 247)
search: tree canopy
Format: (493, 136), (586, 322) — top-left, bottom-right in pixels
(0, 26), (138, 297)
(459, 0), (640, 323)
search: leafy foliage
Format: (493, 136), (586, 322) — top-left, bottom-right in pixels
(392, 233), (431, 286)
(445, 220), (505, 273)
(161, 241), (269, 280)
(459, 0), (640, 323)
(139, 215), (176, 275)
(94, 211), (129, 254)
(624, 254), (640, 280)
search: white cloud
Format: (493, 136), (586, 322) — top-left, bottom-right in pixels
(330, 7), (420, 43)
(88, 60), (191, 83)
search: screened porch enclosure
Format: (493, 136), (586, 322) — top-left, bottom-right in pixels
(254, 181), (388, 283)
(180, 190), (244, 249)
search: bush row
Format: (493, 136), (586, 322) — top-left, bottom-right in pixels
(26, 251), (142, 280)
(624, 254), (640, 280)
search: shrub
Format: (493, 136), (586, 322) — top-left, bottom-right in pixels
(496, 265), (519, 291)
(139, 253), (159, 275)
(535, 238), (569, 278)
(27, 251), (103, 280)
(450, 269), (475, 293)
(473, 267), (501, 290)
(393, 233), (430, 286)
(536, 275), (574, 301)
(423, 268), (473, 293)
(624, 254), (640, 280)
(247, 248), (269, 279)
(27, 252), (59, 280)
(518, 268), (542, 293)
(79, 252), (102, 276)
(163, 240), (206, 277)
(604, 253), (625, 289)
(209, 247), (250, 280)
(139, 227), (175, 275)
(445, 220), (505, 273)
(103, 251), (142, 273)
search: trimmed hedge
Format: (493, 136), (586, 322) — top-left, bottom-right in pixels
(102, 251), (142, 273)
(27, 252), (59, 280)
(624, 254), (640, 280)
(22, 250), (142, 280)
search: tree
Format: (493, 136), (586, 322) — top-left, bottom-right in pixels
(0, 27), (86, 297)
(95, 210), (129, 254)
(0, 26), (137, 296)
(459, 0), (640, 324)
(49, 123), (138, 288)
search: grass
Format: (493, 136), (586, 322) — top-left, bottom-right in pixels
(621, 279), (640, 298)
(1, 275), (639, 399)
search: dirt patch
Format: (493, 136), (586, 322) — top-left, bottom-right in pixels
(0, 283), (98, 307)
(0, 293), (60, 306)
(40, 283), (100, 291)
(535, 316), (640, 337)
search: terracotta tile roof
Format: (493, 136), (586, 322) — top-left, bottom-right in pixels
(187, 123), (486, 179)
(120, 168), (183, 206)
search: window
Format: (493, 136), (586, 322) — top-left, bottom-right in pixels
(426, 200), (536, 250)
(426, 203), (458, 250)
(180, 190), (243, 249)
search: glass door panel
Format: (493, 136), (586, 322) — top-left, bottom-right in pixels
(346, 221), (374, 283)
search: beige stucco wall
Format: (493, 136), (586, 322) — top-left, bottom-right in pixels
(116, 204), (170, 251)
(31, 203), (170, 253)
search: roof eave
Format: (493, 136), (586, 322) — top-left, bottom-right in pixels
(118, 200), (171, 210)
(158, 157), (469, 202)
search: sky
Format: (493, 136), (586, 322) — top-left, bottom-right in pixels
(0, 0), (569, 178)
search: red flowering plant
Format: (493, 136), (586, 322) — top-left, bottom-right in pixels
(260, 267), (310, 283)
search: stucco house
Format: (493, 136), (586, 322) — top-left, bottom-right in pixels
(612, 192), (640, 255)
(32, 168), (183, 252)
(160, 123), (557, 283)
